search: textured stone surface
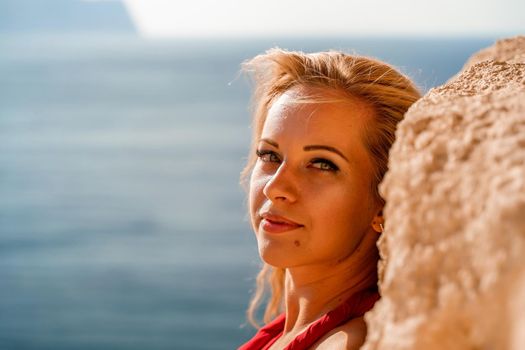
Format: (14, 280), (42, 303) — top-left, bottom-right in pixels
(462, 36), (525, 67)
(363, 37), (525, 350)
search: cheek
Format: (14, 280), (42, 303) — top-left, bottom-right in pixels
(248, 170), (266, 227)
(312, 185), (371, 233)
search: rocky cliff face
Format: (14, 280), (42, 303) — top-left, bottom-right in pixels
(363, 36), (525, 350)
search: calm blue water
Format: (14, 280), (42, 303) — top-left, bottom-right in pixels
(0, 34), (494, 350)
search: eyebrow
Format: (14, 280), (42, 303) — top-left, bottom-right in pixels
(259, 138), (349, 163)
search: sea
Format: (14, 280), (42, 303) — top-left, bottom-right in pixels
(0, 34), (495, 350)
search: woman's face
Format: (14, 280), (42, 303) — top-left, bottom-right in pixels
(249, 88), (381, 268)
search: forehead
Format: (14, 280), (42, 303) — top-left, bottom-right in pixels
(262, 89), (374, 150)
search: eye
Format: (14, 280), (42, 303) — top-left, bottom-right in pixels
(256, 149), (281, 163)
(309, 158), (339, 172)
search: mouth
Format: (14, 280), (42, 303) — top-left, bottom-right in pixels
(259, 212), (303, 234)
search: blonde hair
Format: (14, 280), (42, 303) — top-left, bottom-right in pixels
(240, 48), (421, 327)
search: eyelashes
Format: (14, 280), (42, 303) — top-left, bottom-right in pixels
(310, 158), (339, 171)
(255, 149), (339, 172)
(255, 149), (280, 163)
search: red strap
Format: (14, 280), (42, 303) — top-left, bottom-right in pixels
(238, 288), (379, 350)
(238, 314), (285, 350)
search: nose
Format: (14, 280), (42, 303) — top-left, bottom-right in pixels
(262, 162), (298, 203)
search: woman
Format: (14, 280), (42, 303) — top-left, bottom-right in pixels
(238, 49), (420, 350)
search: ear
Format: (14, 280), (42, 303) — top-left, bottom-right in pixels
(371, 208), (384, 233)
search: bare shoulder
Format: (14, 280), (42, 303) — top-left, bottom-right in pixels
(309, 316), (367, 350)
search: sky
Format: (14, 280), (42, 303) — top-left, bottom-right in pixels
(122, 0), (525, 38)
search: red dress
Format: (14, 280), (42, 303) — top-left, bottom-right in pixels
(238, 288), (380, 350)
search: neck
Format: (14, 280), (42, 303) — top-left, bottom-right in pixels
(281, 231), (379, 333)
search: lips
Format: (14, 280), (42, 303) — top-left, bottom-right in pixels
(259, 212), (303, 234)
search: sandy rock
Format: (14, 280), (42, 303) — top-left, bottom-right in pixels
(462, 36), (525, 67)
(363, 37), (525, 350)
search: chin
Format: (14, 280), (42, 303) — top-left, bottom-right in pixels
(257, 243), (298, 268)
